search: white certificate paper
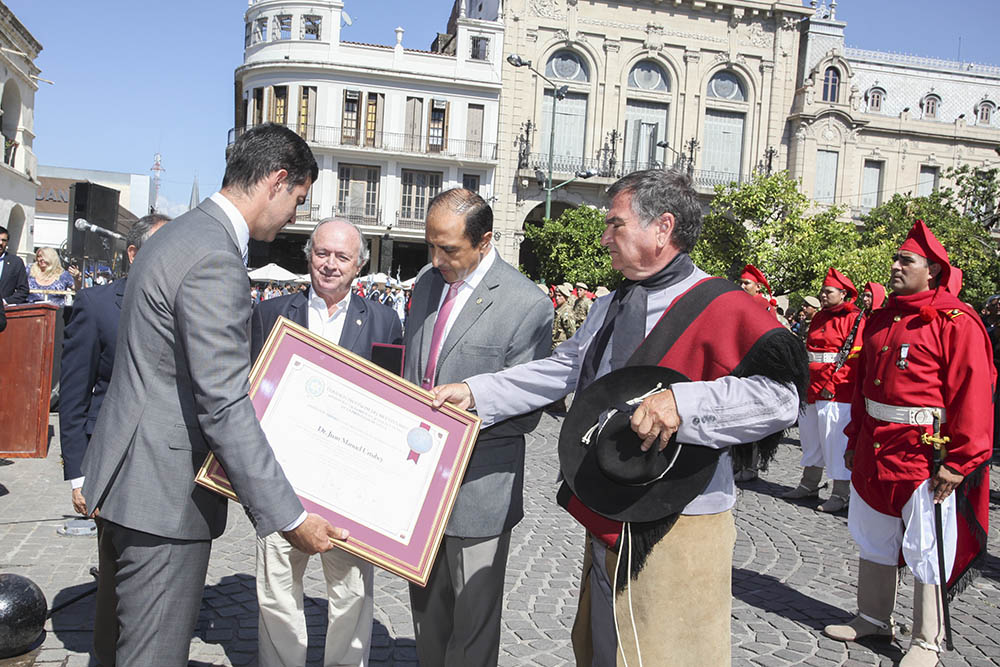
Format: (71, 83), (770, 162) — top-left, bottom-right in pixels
(259, 353), (447, 545)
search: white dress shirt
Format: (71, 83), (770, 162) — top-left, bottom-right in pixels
(307, 288), (351, 344)
(465, 264), (799, 515)
(432, 245), (496, 343)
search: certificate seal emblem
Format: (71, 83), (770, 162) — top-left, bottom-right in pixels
(305, 376), (324, 398)
(406, 423), (434, 463)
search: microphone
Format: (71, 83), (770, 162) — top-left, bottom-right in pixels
(75, 218), (124, 241)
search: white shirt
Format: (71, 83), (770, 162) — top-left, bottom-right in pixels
(433, 245), (496, 344)
(209, 192), (250, 260)
(465, 265), (800, 516)
(307, 288), (351, 345)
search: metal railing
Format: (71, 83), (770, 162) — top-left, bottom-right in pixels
(333, 206), (382, 226)
(229, 124), (498, 161)
(396, 214), (427, 230)
(844, 47), (1000, 76)
(521, 152), (746, 189)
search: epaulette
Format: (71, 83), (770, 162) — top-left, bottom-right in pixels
(947, 309), (964, 320)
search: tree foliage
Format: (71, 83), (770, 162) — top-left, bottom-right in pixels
(522, 205), (622, 288)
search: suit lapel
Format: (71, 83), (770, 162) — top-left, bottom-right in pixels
(436, 261), (500, 364)
(339, 293), (368, 354)
(285, 292), (309, 328)
(419, 271), (447, 376)
(197, 199), (242, 257)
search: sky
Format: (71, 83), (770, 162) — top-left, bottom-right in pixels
(6, 0), (995, 216)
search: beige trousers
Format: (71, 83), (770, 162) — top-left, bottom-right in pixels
(256, 532), (374, 667)
(571, 510), (736, 667)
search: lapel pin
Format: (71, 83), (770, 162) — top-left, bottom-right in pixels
(476, 297), (483, 305)
(356, 319), (362, 326)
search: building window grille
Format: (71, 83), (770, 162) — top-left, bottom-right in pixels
(868, 89), (884, 112)
(338, 165), (381, 221)
(470, 36), (489, 61)
(628, 61), (669, 92)
(707, 71), (746, 102)
(342, 91), (361, 145)
(977, 102), (994, 125)
(302, 15), (321, 40)
(428, 100), (448, 152)
(272, 86), (287, 124)
(462, 174), (481, 193)
(276, 15), (292, 40)
(922, 95), (940, 119)
(546, 50), (589, 82)
(822, 67), (840, 103)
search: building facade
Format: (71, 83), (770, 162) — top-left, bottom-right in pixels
(0, 0), (42, 260)
(234, 0), (504, 277)
(495, 0), (1000, 270)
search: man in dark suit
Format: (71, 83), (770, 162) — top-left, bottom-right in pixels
(252, 218), (402, 667)
(403, 189), (553, 666)
(60, 213), (170, 516)
(80, 124), (347, 666)
(0, 225), (29, 304)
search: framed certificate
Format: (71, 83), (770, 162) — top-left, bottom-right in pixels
(195, 316), (481, 586)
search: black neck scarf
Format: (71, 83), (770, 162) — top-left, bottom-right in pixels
(577, 253), (695, 391)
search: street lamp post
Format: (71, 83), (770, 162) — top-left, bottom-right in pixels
(508, 53), (591, 220)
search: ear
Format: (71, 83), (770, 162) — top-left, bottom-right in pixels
(928, 262), (942, 280)
(655, 211), (675, 246)
(478, 230), (494, 251)
(268, 169), (290, 197)
(127, 245), (139, 263)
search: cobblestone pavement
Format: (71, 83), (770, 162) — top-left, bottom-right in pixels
(2, 413), (1000, 666)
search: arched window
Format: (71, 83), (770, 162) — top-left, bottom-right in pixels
(545, 50), (589, 82)
(867, 88), (885, 113)
(977, 101), (995, 125)
(628, 61), (669, 92)
(822, 67), (840, 103)
(706, 71), (746, 101)
(922, 94), (941, 119)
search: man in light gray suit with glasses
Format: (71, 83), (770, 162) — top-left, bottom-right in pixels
(80, 123), (349, 666)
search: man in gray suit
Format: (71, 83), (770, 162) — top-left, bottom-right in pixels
(404, 188), (553, 666)
(251, 218), (402, 667)
(80, 123), (348, 666)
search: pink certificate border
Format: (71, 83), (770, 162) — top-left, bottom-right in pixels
(202, 317), (480, 586)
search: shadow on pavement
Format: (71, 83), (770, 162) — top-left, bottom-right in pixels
(732, 567), (906, 663)
(48, 580), (98, 655)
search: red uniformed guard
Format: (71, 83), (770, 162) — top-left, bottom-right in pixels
(824, 221), (994, 666)
(738, 264), (777, 314)
(861, 281), (886, 315)
(784, 268), (862, 512)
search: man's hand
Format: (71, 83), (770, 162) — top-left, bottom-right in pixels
(432, 383), (475, 411)
(630, 389), (680, 452)
(71, 488), (88, 516)
(932, 464), (963, 503)
(844, 449), (855, 471)
(281, 513), (349, 554)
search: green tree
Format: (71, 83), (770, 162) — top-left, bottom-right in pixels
(692, 171), (862, 300)
(522, 206), (621, 288)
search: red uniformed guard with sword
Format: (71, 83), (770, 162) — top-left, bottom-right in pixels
(823, 221), (995, 666)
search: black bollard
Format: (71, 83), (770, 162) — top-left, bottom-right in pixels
(0, 574), (47, 658)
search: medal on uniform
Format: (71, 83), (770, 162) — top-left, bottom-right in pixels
(896, 343), (909, 370)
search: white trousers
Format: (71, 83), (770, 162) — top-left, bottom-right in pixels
(798, 401), (852, 480)
(256, 532), (374, 667)
(847, 480), (957, 585)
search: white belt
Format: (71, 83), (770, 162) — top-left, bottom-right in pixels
(865, 399), (945, 426)
(807, 351), (837, 364)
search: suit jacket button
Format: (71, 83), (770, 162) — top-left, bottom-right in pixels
(873, 378), (881, 386)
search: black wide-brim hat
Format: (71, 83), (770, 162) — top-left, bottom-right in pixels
(559, 366), (722, 523)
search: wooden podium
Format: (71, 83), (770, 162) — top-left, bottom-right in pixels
(0, 303), (60, 458)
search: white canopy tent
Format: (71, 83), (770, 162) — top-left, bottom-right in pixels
(248, 263), (299, 282)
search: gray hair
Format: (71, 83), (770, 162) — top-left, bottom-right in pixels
(605, 169), (703, 253)
(126, 213), (171, 250)
(303, 218), (369, 268)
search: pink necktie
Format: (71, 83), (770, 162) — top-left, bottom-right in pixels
(423, 281), (463, 389)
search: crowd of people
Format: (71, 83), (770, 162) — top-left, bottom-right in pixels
(0, 122), (996, 667)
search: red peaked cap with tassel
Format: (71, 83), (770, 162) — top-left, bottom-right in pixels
(946, 266), (963, 296)
(740, 264), (776, 306)
(863, 281), (887, 309)
(899, 219), (952, 288)
(823, 267), (858, 300)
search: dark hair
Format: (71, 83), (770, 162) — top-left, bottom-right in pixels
(605, 169), (703, 253)
(427, 188), (493, 245)
(0, 225), (7, 237)
(222, 123), (318, 194)
(126, 213), (171, 251)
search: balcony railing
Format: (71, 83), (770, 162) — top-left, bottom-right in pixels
(334, 205), (382, 227)
(521, 153), (746, 189)
(229, 124), (498, 161)
(396, 214), (427, 230)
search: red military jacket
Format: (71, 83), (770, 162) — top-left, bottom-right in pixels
(846, 288), (995, 484)
(806, 302), (863, 404)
